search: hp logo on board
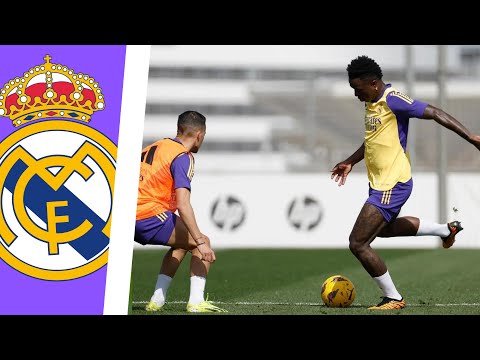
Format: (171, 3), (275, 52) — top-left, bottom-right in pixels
(210, 195), (246, 231)
(287, 196), (323, 231)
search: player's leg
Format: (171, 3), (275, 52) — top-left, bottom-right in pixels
(160, 247), (188, 277)
(379, 216), (451, 237)
(380, 217), (463, 248)
(135, 211), (186, 311)
(376, 179), (463, 248)
(147, 247), (189, 311)
(349, 203), (405, 309)
(143, 214), (225, 313)
(164, 215), (226, 312)
(186, 246), (227, 312)
(166, 213), (204, 250)
(187, 247), (210, 305)
(377, 216), (419, 237)
(356, 182), (411, 309)
(349, 203), (389, 278)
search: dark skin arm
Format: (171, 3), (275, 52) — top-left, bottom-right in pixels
(331, 104), (480, 187)
(423, 104), (480, 151)
(331, 143), (365, 186)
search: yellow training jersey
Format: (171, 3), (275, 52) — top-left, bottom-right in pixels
(364, 84), (428, 191)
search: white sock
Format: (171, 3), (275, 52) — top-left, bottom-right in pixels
(372, 270), (402, 300)
(188, 276), (206, 304)
(416, 219), (450, 237)
(150, 274), (172, 306)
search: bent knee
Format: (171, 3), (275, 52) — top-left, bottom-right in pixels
(173, 247), (189, 256)
(348, 236), (368, 256)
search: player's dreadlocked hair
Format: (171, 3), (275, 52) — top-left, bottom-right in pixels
(177, 110), (206, 136)
(347, 55), (383, 81)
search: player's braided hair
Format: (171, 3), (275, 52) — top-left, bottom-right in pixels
(177, 110), (206, 135)
(347, 55), (383, 81)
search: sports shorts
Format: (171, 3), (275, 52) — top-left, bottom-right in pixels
(366, 178), (413, 223)
(134, 211), (177, 246)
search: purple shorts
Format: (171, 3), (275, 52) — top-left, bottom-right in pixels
(134, 211), (177, 246)
(366, 178), (413, 223)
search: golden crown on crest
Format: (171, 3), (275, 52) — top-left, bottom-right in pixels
(0, 54), (105, 127)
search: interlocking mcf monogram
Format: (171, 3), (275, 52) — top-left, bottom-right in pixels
(0, 141), (114, 255)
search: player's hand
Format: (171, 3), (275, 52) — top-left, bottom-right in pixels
(196, 235), (216, 263)
(469, 134), (480, 151)
(330, 162), (352, 186)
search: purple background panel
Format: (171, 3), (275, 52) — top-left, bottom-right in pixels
(0, 45), (126, 314)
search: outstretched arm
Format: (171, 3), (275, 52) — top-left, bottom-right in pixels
(331, 142), (365, 186)
(423, 104), (480, 151)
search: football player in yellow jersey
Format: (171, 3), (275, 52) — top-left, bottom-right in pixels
(331, 56), (480, 310)
(135, 110), (226, 313)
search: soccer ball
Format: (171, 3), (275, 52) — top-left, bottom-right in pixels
(321, 275), (356, 308)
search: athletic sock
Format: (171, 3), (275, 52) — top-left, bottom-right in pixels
(416, 219), (450, 237)
(372, 270), (402, 301)
(150, 274), (172, 306)
(188, 275), (206, 304)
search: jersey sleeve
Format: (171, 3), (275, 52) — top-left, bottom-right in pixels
(170, 153), (194, 190)
(386, 91), (428, 119)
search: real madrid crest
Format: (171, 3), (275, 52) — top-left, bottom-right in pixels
(0, 55), (115, 281)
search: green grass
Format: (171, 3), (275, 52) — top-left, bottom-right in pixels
(129, 248), (480, 315)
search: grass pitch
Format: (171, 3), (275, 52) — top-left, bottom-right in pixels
(129, 248), (480, 315)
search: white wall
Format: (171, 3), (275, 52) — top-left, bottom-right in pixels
(447, 173), (480, 248)
(134, 173), (480, 249)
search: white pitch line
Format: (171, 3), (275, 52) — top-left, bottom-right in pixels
(132, 300), (480, 307)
